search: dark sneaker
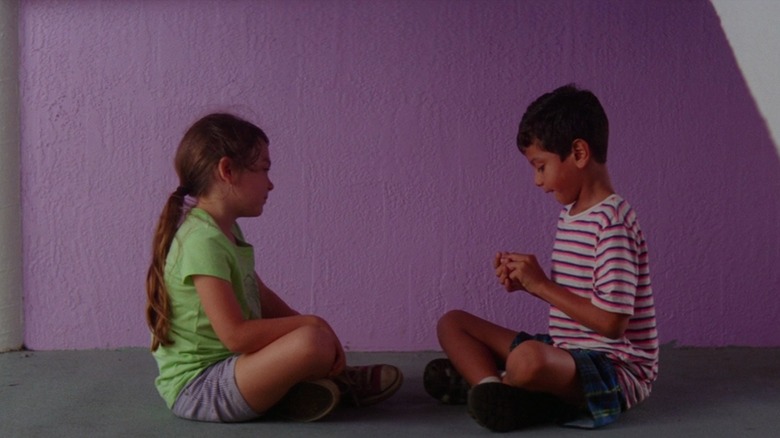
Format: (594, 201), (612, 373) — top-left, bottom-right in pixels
(270, 379), (340, 422)
(423, 358), (470, 405)
(467, 382), (567, 432)
(335, 364), (403, 407)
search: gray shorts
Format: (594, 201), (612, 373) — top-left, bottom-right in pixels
(172, 355), (260, 422)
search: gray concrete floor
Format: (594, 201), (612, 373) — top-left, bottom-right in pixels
(1, 347), (779, 437)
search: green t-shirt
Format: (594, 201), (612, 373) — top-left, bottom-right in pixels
(152, 208), (262, 408)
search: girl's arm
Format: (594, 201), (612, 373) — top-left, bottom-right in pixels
(256, 273), (299, 318)
(254, 274), (346, 374)
(502, 253), (629, 339)
(194, 275), (333, 354)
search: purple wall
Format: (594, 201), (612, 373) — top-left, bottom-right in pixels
(19, 0), (779, 350)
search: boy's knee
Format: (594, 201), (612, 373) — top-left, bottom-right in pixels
(504, 341), (549, 386)
(436, 309), (470, 337)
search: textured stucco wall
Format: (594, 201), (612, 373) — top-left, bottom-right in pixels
(18, 0), (779, 350)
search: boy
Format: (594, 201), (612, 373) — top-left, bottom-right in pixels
(424, 85), (658, 431)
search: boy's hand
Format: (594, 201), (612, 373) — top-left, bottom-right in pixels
(497, 252), (551, 295)
(494, 252), (523, 292)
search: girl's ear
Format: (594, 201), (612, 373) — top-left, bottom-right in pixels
(216, 157), (236, 184)
(571, 139), (591, 168)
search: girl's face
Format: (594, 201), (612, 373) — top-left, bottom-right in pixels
(233, 142), (274, 217)
(523, 141), (580, 206)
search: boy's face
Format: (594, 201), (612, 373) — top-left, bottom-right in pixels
(523, 141), (580, 206)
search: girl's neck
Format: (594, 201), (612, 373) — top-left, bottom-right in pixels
(195, 199), (238, 244)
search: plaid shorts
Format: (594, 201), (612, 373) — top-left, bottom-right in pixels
(510, 332), (625, 428)
(172, 355), (260, 423)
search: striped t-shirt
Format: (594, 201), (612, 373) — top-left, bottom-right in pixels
(548, 194), (658, 409)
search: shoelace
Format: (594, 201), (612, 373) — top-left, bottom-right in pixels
(336, 366), (383, 406)
(335, 368), (363, 406)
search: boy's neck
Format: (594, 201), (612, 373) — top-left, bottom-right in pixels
(570, 164), (615, 215)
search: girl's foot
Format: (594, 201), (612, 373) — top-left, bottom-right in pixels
(269, 379), (340, 422)
(335, 364), (403, 407)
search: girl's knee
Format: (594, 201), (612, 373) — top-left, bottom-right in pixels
(290, 325), (338, 365)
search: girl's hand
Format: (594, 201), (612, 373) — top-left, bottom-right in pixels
(502, 253), (551, 296)
(329, 340), (347, 377)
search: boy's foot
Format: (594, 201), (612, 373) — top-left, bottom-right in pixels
(467, 382), (566, 432)
(423, 358), (470, 404)
(335, 364), (403, 407)
(270, 379), (340, 422)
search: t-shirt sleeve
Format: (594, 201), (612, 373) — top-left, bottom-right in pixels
(592, 222), (640, 315)
(177, 231), (233, 286)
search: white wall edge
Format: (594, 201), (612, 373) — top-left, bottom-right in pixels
(0, 0), (24, 352)
(711, 0), (780, 157)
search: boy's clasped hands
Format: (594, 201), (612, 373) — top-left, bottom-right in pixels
(493, 251), (550, 295)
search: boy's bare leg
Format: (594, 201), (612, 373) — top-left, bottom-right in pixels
(436, 310), (518, 386)
(437, 309), (584, 405)
(504, 340), (584, 405)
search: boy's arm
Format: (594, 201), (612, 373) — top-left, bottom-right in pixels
(502, 253), (629, 339)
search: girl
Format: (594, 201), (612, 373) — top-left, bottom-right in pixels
(146, 113), (402, 423)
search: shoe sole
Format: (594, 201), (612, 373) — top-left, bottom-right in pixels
(467, 382), (560, 432)
(272, 379), (340, 422)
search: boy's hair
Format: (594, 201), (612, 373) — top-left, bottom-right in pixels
(145, 113), (268, 351)
(517, 84), (609, 163)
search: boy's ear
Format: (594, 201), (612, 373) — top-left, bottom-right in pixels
(571, 139), (591, 168)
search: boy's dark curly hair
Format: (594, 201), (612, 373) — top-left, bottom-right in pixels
(517, 84), (609, 163)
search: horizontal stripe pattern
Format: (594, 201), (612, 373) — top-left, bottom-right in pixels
(548, 195), (658, 409)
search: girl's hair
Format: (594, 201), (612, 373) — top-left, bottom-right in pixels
(146, 113), (269, 351)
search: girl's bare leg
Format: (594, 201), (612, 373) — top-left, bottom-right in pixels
(234, 324), (339, 413)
